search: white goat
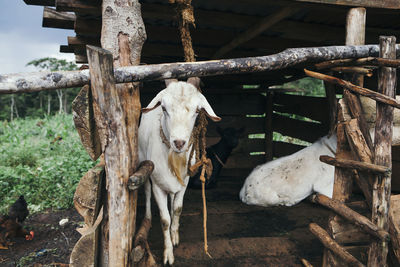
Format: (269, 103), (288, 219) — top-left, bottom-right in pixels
(139, 78), (220, 265)
(239, 134), (337, 207)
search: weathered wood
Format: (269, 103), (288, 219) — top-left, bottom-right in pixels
(301, 258), (314, 267)
(75, 16), (101, 36)
(305, 69), (400, 110)
(73, 161), (104, 227)
(368, 36), (397, 267)
(97, 0), (146, 265)
(71, 84), (102, 161)
(212, 5), (300, 58)
(315, 57), (400, 70)
(331, 67), (373, 77)
(311, 194), (389, 242)
(128, 161), (154, 191)
(290, 0), (400, 9)
(324, 72), (338, 136)
(309, 223), (366, 267)
(55, 0), (100, 15)
(330, 214), (370, 244)
(389, 195), (400, 264)
(265, 92), (273, 161)
(2, 44), (397, 94)
(24, 0), (55, 6)
(42, 7), (75, 30)
(320, 155), (390, 175)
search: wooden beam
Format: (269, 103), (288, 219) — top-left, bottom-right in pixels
(60, 45), (74, 53)
(42, 7), (75, 30)
(75, 16), (101, 36)
(320, 155), (391, 175)
(55, 0), (100, 15)
(309, 223), (366, 267)
(311, 194), (389, 242)
(290, 0), (400, 9)
(24, 0), (55, 6)
(68, 36), (100, 48)
(368, 35), (397, 267)
(315, 57), (400, 69)
(304, 69), (400, 109)
(212, 5), (300, 59)
(1, 44), (392, 94)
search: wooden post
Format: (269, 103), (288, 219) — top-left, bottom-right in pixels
(324, 72), (337, 136)
(93, 0), (146, 266)
(368, 36), (396, 267)
(323, 8), (367, 267)
(265, 92), (274, 161)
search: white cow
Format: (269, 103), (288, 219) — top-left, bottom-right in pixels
(240, 134), (337, 207)
(139, 78), (220, 265)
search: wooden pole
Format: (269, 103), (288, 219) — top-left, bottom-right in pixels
(315, 57), (400, 70)
(323, 8), (367, 267)
(311, 194), (389, 242)
(319, 155), (390, 175)
(95, 0), (146, 266)
(324, 72), (337, 136)
(305, 69), (400, 109)
(310, 223), (366, 267)
(2, 44), (399, 94)
(368, 36), (397, 267)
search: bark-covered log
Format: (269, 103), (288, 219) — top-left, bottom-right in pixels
(320, 155), (390, 175)
(311, 194), (389, 242)
(309, 223), (365, 267)
(315, 57), (400, 70)
(305, 69), (400, 109)
(71, 84), (102, 161)
(368, 36), (397, 267)
(128, 160), (154, 191)
(1, 44), (400, 94)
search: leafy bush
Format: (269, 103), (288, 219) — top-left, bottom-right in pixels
(0, 114), (97, 214)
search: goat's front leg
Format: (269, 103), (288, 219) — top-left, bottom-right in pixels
(152, 184), (174, 265)
(170, 187), (186, 247)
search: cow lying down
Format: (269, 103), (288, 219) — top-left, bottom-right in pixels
(239, 134), (337, 207)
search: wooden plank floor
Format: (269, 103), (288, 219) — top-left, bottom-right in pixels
(136, 175), (331, 266)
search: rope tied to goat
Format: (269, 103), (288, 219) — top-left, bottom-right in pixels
(170, 0), (213, 258)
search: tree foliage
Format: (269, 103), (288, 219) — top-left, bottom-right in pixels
(0, 57), (79, 120)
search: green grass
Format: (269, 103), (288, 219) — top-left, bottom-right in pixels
(0, 114), (97, 214)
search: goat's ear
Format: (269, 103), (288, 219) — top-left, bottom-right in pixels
(141, 90), (164, 113)
(198, 94), (221, 122)
(165, 79), (178, 87)
(187, 77), (201, 90)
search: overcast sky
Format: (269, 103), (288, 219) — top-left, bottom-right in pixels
(0, 2), (75, 74)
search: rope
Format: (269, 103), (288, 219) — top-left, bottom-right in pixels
(170, 0), (212, 258)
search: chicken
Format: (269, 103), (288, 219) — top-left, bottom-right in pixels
(0, 215), (34, 249)
(9, 195), (29, 223)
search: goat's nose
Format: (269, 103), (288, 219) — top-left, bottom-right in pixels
(173, 140), (186, 150)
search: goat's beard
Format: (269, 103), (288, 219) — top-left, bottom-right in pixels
(168, 150), (187, 186)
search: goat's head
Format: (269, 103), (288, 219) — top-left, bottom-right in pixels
(217, 126), (245, 148)
(142, 77), (221, 153)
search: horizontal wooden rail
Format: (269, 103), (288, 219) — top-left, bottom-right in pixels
(319, 155), (391, 174)
(311, 194), (390, 242)
(315, 57), (400, 70)
(1, 44), (399, 94)
(305, 69), (400, 109)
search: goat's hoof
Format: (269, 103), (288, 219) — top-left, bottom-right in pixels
(171, 229), (179, 246)
(163, 248), (174, 265)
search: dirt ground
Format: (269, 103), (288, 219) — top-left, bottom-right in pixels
(0, 175), (333, 266)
